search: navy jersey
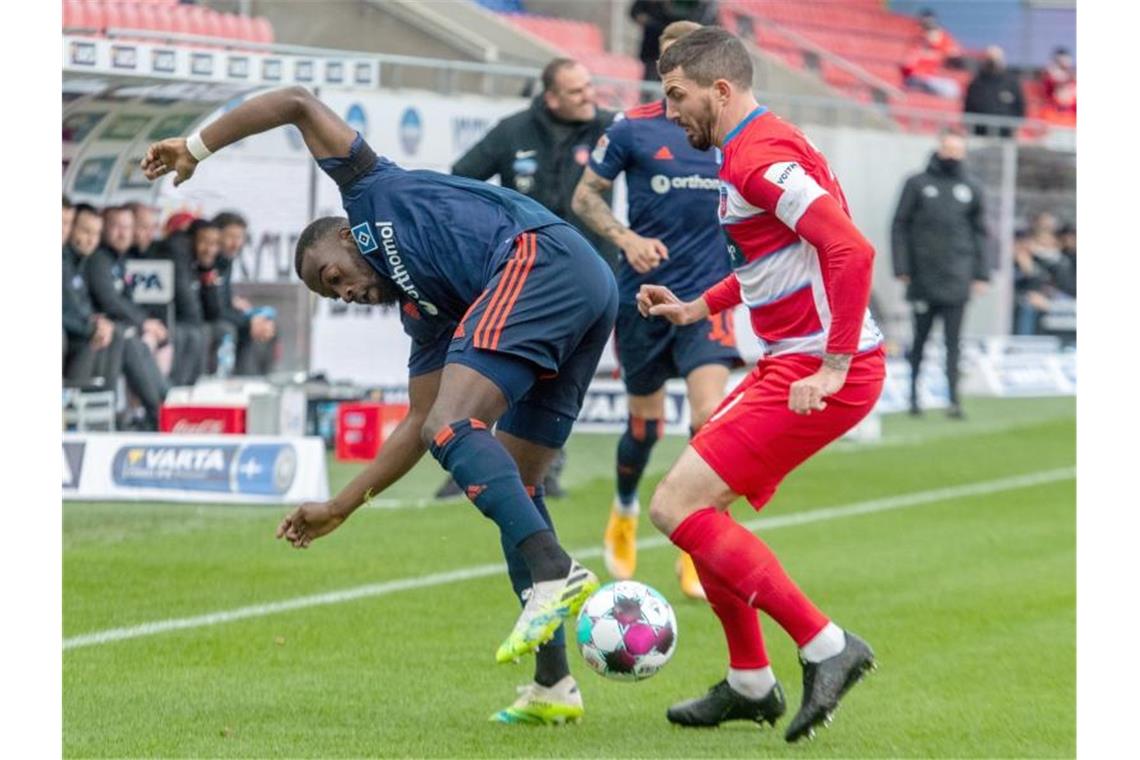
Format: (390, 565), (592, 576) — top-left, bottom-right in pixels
(318, 134), (567, 374)
(587, 100), (729, 302)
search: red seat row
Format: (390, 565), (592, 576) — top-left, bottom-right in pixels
(63, 0), (274, 44)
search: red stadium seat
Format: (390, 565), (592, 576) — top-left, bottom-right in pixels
(233, 14), (256, 43)
(133, 3), (160, 32)
(63, 0), (82, 29)
(206, 10), (228, 40)
(102, 3), (125, 32)
(217, 13), (241, 41)
(251, 17), (274, 44)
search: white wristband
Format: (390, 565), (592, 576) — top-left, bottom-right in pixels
(186, 132), (213, 162)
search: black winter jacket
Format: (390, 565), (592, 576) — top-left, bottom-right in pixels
(451, 96), (618, 267)
(891, 154), (990, 305)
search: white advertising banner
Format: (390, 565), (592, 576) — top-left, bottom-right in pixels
(63, 433), (329, 505)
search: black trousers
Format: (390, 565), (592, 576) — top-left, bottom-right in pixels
(909, 300), (966, 406)
(170, 323), (207, 387)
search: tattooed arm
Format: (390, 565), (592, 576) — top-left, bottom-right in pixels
(572, 167), (668, 274)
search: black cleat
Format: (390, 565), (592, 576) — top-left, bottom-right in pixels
(946, 403), (965, 420)
(784, 631), (876, 743)
(667, 679), (786, 729)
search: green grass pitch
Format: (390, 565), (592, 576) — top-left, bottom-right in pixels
(64, 397), (1075, 758)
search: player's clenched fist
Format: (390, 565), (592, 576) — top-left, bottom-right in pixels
(617, 230), (669, 274)
(276, 501), (346, 549)
(637, 284), (709, 326)
(140, 138), (199, 187)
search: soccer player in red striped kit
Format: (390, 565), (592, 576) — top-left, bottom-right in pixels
(637, 27), (885, 742)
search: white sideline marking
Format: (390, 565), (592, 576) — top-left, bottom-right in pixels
(63, 467), (1074, 651)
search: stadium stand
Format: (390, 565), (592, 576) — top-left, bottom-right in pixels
(62, 0), (274, 45)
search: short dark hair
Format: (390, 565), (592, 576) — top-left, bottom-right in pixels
(63, 194), (72, 209)
(541, 58), (579, 93)
(188, 218), (221, 240)
(103, 204), (132, 221)
(657, 26), (753, 89)
(294, 216), (348, 280)
(213, 211), (247, 230)
(73, 203), (99, 220)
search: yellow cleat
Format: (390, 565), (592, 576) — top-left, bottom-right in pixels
(489, 676), (585, 725)
(603, 503), (638, 580)
(676, 552), (707, 601)
(495, 561), (599, 664)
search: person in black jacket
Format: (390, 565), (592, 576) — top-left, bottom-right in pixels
(190, 218), (240, 376)
(215, 212), (277, 376)
(128, 203), (207, 386)
(963, 46), (1025, 138)
(452, 58), (619, 270)
(63, 204), (122, 389)
(84, 205), (169, 428)
(630, 1), (718, 85)
(891, 129), (989, 418)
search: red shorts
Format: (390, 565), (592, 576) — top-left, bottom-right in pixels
(691, 347), (885, 510)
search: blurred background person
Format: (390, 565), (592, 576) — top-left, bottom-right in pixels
(900, 8), (964, 98)
(191, 218), (240, 377)
(69, 204), (167, 429)
(891, 128), (989, 419)
(129, 203), (207, 386)
(1041, 47), (1076, 116)
(629, 1), (717, 89)
(63, 203), (121, 391)
(1012, 228), (1052, 336)
(964, 46), (1025, 138)
(214, 212), (277, 376)
(452, 57), (618, 272)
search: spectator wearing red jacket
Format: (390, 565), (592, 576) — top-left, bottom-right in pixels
(901, 9), (964, 99)
(1042, 47), (1076, 114)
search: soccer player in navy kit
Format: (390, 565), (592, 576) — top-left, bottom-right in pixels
(572, 21), (741, 601)
(141, 86), (617, 725)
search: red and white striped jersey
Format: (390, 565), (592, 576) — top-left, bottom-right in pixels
(712, 107), (882, 359)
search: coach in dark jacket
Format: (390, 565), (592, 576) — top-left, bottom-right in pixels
(452, 58), (619, 270)
(72, 205), (168, 428)
(963, 46), (1025, 138)
(892, 130), (989, 419)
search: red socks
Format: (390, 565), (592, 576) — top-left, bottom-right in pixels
(692, 552), (769, 669)
(671, 507), (829, 647)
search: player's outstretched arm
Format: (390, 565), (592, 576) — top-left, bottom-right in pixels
(572, 167), (667, 273)
(142, 86), (356, 186)
(276, 369), (441, 549)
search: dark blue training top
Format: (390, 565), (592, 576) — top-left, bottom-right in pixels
(587, 100), (729, 303)
(317, 134), (566, 373)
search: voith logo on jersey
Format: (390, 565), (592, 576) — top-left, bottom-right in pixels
(650, 174), (720, 195)
(374, 221), (439, 316)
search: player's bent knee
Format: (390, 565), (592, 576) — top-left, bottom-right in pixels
(648, 477), (683, 535)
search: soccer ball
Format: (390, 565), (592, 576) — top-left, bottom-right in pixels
(575, 581), (678, 681)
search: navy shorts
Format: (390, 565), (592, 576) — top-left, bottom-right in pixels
(615, 304), (743, 396)
(447, 223), (618, 448)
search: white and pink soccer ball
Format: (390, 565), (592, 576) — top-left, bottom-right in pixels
(576, 581), (678, 681)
